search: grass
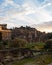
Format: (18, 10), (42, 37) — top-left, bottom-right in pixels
(42, 54), (52, 64)
(25, 42), (45, 50)
(12, 58), (35, 65)
(12, 53), (52, 65)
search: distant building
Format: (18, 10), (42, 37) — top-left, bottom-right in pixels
(0, 24), (11, 40)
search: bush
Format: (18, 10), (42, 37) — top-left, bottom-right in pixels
(44, 39), (52, 51)
(8, 38), (27, 48)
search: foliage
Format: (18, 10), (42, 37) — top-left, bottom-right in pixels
(0, 40), (8, 49)
(44, 39), (52, 51)
(0, 41), (3, 49)
(46, 33), (52, 39)
(8, 38), (27, 48)
(0, 39), (45, 50)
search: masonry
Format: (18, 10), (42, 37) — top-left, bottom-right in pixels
(0, 24), (11, 40)
(11, 26), (46, 42)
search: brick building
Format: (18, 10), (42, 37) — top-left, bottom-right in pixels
(0, 24), (11, 40)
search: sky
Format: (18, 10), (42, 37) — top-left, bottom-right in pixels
(0, 0), (52, 32)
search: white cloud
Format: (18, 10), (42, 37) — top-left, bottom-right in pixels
(0, 1), (37, 25)
(0, 0), (52, 32)
(32, 21), (52, 32)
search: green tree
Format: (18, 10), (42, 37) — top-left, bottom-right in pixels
(44, 39), (52, 51)
(8, 38), (27, 48)
(46, 33), (52, 39)
(0, 41), (4, 49)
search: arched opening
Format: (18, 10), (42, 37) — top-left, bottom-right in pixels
(0, 32), (2, 41)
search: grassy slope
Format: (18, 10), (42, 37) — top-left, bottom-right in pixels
(12, 54), (52, 65)
(25, 42), (45, 50)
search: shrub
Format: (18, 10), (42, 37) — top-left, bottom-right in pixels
(44, 39), (52, 51)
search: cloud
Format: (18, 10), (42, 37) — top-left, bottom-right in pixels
(32, 21), (52, 32)
(0, 0), (52, 32)
(0, 0), (37, 25)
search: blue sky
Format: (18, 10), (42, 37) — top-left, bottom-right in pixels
(0, 0), (52, 32)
